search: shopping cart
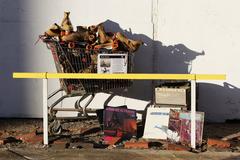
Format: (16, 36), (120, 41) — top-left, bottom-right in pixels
(41, 37), (134, 135)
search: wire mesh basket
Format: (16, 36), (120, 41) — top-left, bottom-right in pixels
(42, 37), (133, 96)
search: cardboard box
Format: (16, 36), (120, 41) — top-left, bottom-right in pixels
(155, 86), (190, 106)
(103, 106), (137, 140)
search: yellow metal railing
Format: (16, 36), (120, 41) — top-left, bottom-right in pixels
(12, 72), (226, 147)
(13, 72), (226, 80)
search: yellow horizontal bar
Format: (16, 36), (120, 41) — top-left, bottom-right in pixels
(196, 74), (226, 80)
(13, 72), (226, 80)
(47, 73), (195, 80)
(13, 72), (47, 79)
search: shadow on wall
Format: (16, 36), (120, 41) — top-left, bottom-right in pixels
(103, 20), (204, 100)
(198, 82), (240, 122)
(104, 20), (240, 122)
(0, 0), (30, 117)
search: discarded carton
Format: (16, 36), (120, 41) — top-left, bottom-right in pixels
(167, 109), (181, 142)
(104, 106), (137, 140)
(155, 86), (190, 106)
(179, 111), (204, 146)
(143, 107), (180, 140)
(167, 110), (205, 147)
(104, 136), (121, 145)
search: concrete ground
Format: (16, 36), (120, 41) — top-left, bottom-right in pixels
(0, 148), (240, 160)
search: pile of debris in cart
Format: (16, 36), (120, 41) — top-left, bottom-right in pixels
(41, 11), (143, 54)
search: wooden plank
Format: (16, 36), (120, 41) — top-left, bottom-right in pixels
(222, 132), (240, 141)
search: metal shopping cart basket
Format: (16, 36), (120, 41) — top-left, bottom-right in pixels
(41, 37), (133, 135)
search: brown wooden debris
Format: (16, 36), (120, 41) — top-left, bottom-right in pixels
(221, 132), (240, 141)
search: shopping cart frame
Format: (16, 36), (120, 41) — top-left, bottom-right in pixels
(42, 37), (134, 135)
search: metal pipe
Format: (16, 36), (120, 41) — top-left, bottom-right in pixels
(190, 76), (196, 149)
(43, 78), (48, 145)
(48, 88), (63, 99)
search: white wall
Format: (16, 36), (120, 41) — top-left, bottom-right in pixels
(156, 0), (240, 122)
(0, 0), (153, 118)
(0, 0), (239, 122)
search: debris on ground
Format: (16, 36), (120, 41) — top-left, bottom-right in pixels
(0, 137), (22, 145)
(166, 143), (190, 151)
(221, 132), (240, 141)
(103, 136), (121, 145)
(0, 117), (240, 153)
(207, 138), (231, 148)
(124, 141), (149, 149)
(16, 131), (43, 144)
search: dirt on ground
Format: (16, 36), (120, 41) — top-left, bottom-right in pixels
(0, 118), (240, 159)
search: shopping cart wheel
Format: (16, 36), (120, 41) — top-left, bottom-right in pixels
(49, 120), (62, 135)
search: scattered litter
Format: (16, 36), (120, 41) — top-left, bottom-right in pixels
(143, 107), (180, 140)
(148, 141), (164, 150)
(93, 142), (109, 149)
(103, 136), (121, 145)
(221, 132), (240, 141)
(0, 137), (22, 145)
(178, 111), (204, 146)
(103, 106), (137, 140)
(166, 143), (190, 151)
(207, 138), (231, 148)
